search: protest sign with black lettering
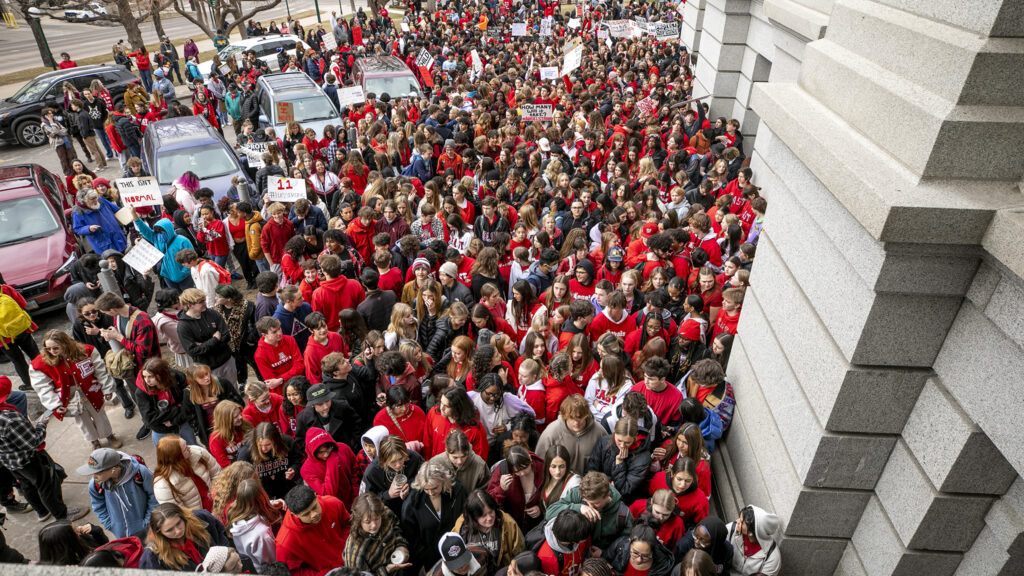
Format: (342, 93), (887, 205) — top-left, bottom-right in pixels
(338, 86), (366, 107)
(122, 239), (164, 274)
(540, 66), (560, 80)
(520, 104), (554, 122)
(115, 177), (163, 208)
(655, 21), (680, 41)
(511, 22), (527, 36)
(415, 48), (434, 69)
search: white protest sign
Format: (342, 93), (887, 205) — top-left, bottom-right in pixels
(266, 176), (307, 202)
(540, 66), (560, 80)
(563, 36), (583, 54)
(471, 50), (483, 75)
(240, 142), (267, 169)
(323, 33), (337, 51)
(597, 28), (609, 40)
(338, 85), (366, 107)
(218, 64), (230, 76)
(511, 22), (527, 36)
(654, 21), (680, 41)
(636, 96), (658, 116)
(415, 48), (434, 69)
(562, 45), (583, 76)
(568, 17), (580, 29)
(401, 22), (410, 32)
(606, 37), (613, 49)
(115, 177), (163, 208)
(540, 18), (552, 36)
(606, 20), (632, 39)
(520, 104), (554, 122)
(122, 239), (164, 274)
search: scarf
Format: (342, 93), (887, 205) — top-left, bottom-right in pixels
(172, 538), (204, 567)
(185, 467), (213, 511)
(216, 301), (248, 352)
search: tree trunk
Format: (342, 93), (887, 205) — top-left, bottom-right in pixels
(27, 17), (57, 70)
(114, 0), (146, 50)
(151, 0), (167, 38)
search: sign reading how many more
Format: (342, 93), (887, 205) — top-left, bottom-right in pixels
(115, 177), (163, 208)
(520, 104), (554, 122)
(266, 176), (307, 202)
(122, 239), (165, 274)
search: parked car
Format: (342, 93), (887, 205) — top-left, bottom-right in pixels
(65, 2), (110, 20)
(0, 65), (138, 147)
(353, 55), (423, 100)
(197, 35), (309, 80)
(255, 73), (340, 140)
(0, 164), (79, 314)
(142, 116), (254, 202)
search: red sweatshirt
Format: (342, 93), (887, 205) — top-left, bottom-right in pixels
(242, 392), (285, 430)
(311, 276), (366, 331)
(712, 308), (741, 339)
(260, 217), (295, 264)
(589, 308), (634, 340)
(648, 471), (709, 529)
(275, 495), (350, 576)
(303, 332), (347, 385)
(254, 334), (304, 383)
(422, 405), (488, 460)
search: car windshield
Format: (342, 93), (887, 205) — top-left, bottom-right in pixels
(280, 96), (339, 123)
(365, 77), (421, 99)
(155, 144), (238, 185)
(219, 45), (245, 59)
(0, 196), (60, 247)
(9, 77), (50, 104)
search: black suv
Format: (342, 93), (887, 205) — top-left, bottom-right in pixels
(0, 65), (138, 147)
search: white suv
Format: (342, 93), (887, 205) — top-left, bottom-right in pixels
(197, 34), (309, 80)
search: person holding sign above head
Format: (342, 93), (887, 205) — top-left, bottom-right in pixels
(130, 206), (196, 292)
(260, 203), (295, 278)
(72, 188), (127, 256)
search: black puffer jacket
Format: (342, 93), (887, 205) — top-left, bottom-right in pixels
(294, 398), (363, 454)
(584, 434), (653, 505)
(322, 357), (377, 418)
(604, 532), (675, 576)
(361, 451), (424, 517)
(135, 368), (191, 434)
(417, 312), (440, 354)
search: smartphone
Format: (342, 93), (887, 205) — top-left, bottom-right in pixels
(39, 409), (54, 423)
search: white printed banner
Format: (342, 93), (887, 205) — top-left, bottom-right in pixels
(122, 239), (164, 274)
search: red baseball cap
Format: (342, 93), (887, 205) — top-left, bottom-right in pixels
(642, 222), (660, 239)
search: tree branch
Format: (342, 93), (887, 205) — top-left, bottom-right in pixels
(172, 0), (212, 39)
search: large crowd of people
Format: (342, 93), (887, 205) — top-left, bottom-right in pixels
(2, 0), (782, 574)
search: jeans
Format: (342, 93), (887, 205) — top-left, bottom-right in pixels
(94, 128), (114, 157)
(164, 276), (194, 291)
(126, 144), (142, 162)
(11, 450), (67, 520)
(139, 68), (153, 92)
(152, 421), (197, 447)
(2, 331), (39, 389)
(254, 258), (270, 273)
(212, 254), (229, 267)
(5, 391), (27, 416)
(168, 60), (184, 84)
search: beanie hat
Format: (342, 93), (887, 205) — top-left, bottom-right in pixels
(198, 546), (231, 573)
(91, 177), (111, 189)
(439, 262), (458, 278)
(678, 318), (703, 343)
(412, 257), (431, 271)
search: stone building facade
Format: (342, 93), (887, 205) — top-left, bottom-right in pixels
(684, 0), (1024, 573)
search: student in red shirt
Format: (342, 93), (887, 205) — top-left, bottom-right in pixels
(311, 255), (366, 331)
(589, 291), (634, 340)
(712, 288), (743, 339)
(253, 317), (304, 391)
(647, 457), (708, 529)
(241, 380), (286, 431)
(628, 489), (687, 551)
(629, 357), (683, 430)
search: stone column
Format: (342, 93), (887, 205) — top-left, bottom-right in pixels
(726, 0), (1024, 573)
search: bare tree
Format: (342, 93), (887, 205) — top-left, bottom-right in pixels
(15, 0), (172, 50)
(172, 0), (282, 41)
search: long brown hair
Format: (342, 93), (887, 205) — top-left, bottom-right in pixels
(225, 477), (282, 528)
(248, 422), (288, 466)
(41, 330), (87, 366)
(185, 364), (222, 404)
(349, 492), (388, 540)
(147, 503), (211, 569)
(212, 461), (257, 520)
(211, 400), (251, 445)
(153, 436), (199, 504)
(141, 357), (176, 393)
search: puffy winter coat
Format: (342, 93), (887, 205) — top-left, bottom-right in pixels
(584, 435), (653, 505)
(73, 197), (127, 254)
(153, 444), (222, 510)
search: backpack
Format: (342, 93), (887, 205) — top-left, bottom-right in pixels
(103, 310), (142, 380)
(199, 259), (232, 285)
(96, 536), (145, 568)
(0, 293), (32, 347)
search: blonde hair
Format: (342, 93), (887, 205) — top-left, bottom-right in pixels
(411, 461), (454, 494)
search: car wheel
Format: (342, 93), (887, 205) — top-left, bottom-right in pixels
(16, 119), (46, 147)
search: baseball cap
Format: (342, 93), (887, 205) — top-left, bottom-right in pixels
(306, 384), (334, 407)
(76, 448), (121, 476)
(537, 137), (550, 152)
(440, 262), (458, 278)
(438, 532), (473, 572)
(607, 246), (625, 262)
(642, 222), (660, 239)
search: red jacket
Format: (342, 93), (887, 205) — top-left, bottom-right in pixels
(311, 276), (366, 331)
(372, 404), (426, 445)
(28, 345), (106, 419)
(486, 452), (545, 529)
(538, 535), (590, 576)
(301, 427), (356, 508)
(345, 218), (376, 263)
(208, 428), (245, 468)
(275, 495), (350, 576)
(648, 470), (708, 529)
(260, 218), (295, 264)
(242, 392), (285, 430)
(255, 335), (304, 383)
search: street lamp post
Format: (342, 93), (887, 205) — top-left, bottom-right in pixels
(284, 0), (291, 20)
(314, 0), (322, 23)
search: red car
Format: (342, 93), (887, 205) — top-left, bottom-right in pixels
(0, 164), (79, 313)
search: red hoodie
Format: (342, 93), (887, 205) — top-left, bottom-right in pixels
(242, 392), (285, 431)
(301, 427), (356, 508)
(254, 334), (304, 383)
(648, 470), (709, 529)
(346, 218), (376, 263)
(275, 495), (350, 576)
(303, 332), (347, 385)
(260, 217), (294, 264)
(422, 405), (489, 460)
(311, 276), (366, 331)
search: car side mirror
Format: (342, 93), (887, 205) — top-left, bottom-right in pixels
(258, 114), (269, 126)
